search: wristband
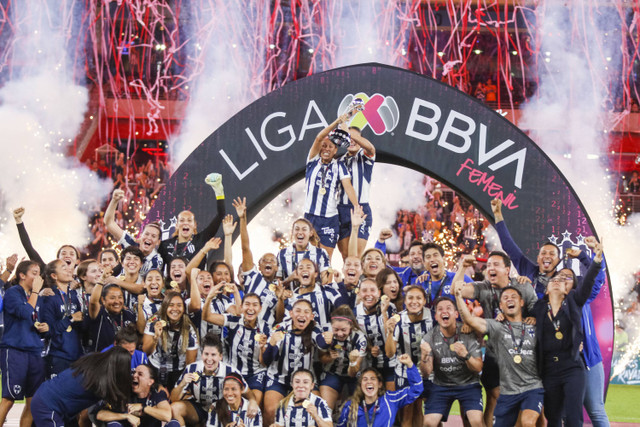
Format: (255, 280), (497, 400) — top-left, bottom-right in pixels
(349, 361), (358, 367)
(463, 353), (471, 361)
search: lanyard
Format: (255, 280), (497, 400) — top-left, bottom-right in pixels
(320, 164), (329, 190)
(60, 289), (72, 317)
(547, 301), (565, 332)
(170, 237), (193, 258)
(440, 329), (459, 353)
(426, 274), (450, 306)
(109, 311), (124, 333)
(505, 321), (526, 354)
(363, 400), (378, 427)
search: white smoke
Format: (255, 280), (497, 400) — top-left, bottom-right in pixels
(0, 2), (110, 262)
(519, 3), (639, 298)
(169, 1), (269, 167)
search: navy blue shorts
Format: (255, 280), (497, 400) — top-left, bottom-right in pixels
(31, 392), (64, 426)
(186, 400), (209, 423)
(0, 348), (45, 399)
(338, 203), (373, 241)
(245, 371), (266, 392)
(304, 213), (339, 248)
(265, 375), (291, 396)
(424, 383), (483, 417)
(494, 388), (544, 427)
(47, 355), (73, 379)
(481, 352), (500, 390)
(320, 372), (357, 394)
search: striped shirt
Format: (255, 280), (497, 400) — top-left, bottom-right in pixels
(338, 149), (375, 205)
(208, 397), (262, 426)
(178, 360), (247, 410)
(304, 154), (350, 217)
(242, 268), (276, 299)
(119, 231), (164, 275)
(223, 314), (270, 376)
(284, 286), (343, 331)
(266, 320), (326, 385)
(323, 330), (368, 377)
(140, 296), (162, 322)
(259, 292), (279, 330)
(275, 393), (332, 427)
(115, 272), (144, 312)
(144, 320), (198, 376)
(276, 244), (330, 280)
(187, 296), (233, 340)
(355, 302), (397, 371)
(393, 310), (433, 382)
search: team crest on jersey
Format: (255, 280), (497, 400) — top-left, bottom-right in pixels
(12, 385), (21, 395)
(338, 93), (399, 135)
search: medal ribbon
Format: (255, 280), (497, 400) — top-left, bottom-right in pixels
(505, 321), (526, 355)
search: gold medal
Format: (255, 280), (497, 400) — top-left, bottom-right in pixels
(158, 320), (167, 328)
(319, 187), (326, 195)
(381, 295), (389, 304)
(66, 325), (72, 333)
(192, 372), (200, 382)
(513, 354), (522, 364)
(392, 314), (401, 322)
(254, 333), (265, 342)
(34, 321), (41, 328)
(302, 399), (311, 409)
(170, 281), (179, 289)
(334, 344), (342, 350)
(555, 331), (563, 340)
(449, 344), (455, 351)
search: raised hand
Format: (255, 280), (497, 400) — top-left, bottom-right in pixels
(222, 215), (237, 236)
(232, 197), (247, 218)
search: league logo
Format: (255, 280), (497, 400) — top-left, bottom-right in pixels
(338, 93), (399, 135)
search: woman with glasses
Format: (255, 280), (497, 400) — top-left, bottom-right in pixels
(532, 239), (603, 427)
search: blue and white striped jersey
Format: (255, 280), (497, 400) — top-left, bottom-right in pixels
(187, 295), (233, 339)
(266, 320), (325, 385)
(322, 330), (368, 377)
(338, 149), (375, 205)
(304, 154), (350, 217)
(144, 320), (198, 375)
(274, 393), (332, 427)
(242, 268), (276, 299)
(284, 285), (343, 331)
(355, 302), (397, 371)
(259, 292), (279, 330)
(276, 244), (330, 279)
(139, 296), (162, 322)
(393, 310), (433, 381)
(223, 314), (270, 376)
(118, 231), (164, 275)
(208, 397), (262, 426)
(177, 360), (247, 410)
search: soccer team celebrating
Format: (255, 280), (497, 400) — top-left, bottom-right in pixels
(0, 103), (610, 427)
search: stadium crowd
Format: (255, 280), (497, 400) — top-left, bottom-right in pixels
(0, 104), (610, 427)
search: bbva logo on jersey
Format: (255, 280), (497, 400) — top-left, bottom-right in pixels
(337, 93), (399, 135)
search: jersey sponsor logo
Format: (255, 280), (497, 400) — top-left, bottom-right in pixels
(338, 93), (400, 135)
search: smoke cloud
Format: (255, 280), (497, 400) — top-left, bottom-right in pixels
(0, 2), (110, 262)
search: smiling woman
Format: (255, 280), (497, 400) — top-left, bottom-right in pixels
(141, 291), (198, 391)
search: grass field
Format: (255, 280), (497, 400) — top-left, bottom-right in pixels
(448, 384), (640, 423)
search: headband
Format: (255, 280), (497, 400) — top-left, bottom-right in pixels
(331, 316), (352, 322)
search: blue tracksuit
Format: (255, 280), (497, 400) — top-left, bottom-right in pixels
(337, 364), (423, 427)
